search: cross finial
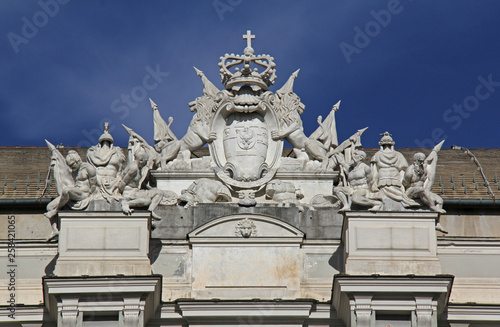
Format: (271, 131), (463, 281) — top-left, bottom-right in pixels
(243, 30), (255, 48)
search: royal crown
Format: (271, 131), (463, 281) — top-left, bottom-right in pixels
(218, 30), (277, 91)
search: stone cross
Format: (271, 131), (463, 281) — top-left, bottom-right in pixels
(243, 30), (255, 48)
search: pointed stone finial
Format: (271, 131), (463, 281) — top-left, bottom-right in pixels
(193, 66), (204, 77)
(45, 139), (55, 151)
(332, 100), (341, 112)
(433, 140), (445, 153)
(357, 127), (368, 135)
(122, 124), (133, 136)
(276, 69), (300, 96)
(149, 98), (158, 111)
(194, 68), (220, 98)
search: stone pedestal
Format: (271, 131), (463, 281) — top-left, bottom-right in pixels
(342, 211), (442, 275)
(153, 170), (338, 204)
(54, 211), (151, 276)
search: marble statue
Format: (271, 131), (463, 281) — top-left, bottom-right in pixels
(150, 99), (180, 169)
(112, 146), (165, 220)
(370, 132), (419, 210)
(40, 30), (455, 233)
(403, 141), (447, 224)
(86, 123), (126, 200)
(123, 124), (159, 170)
(178, 178), (232, 207)
(334, 150), (382, 212)
(152, 67), (219, 169)
(265, 179), (305, 211)
(271, 71), (339, 170)
(43, 141), (96, 240)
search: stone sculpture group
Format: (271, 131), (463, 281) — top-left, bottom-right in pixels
(43, 31), (447, 240)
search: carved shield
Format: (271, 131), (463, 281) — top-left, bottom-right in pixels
(223, 113), (268, 181)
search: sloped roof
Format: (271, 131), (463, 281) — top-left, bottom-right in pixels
(0, 147), (497, 200)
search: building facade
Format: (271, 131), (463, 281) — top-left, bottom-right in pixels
(1, 32), (500, 327)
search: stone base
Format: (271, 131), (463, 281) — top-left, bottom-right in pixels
(152, 170), (338, 204)
(342, 211), (442, 275)
(54, 211), (151, 276)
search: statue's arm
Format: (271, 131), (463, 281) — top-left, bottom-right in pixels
(364, 164), (374, 188)
(190, 122), (211, 143)
(113, 165), (135, 194)
(335, 153), (349, 172)
(272, 122), (301, 140)
(86, 165), (97, 193)
(403, 166), (413, 189)
(370, 162), (379, 192)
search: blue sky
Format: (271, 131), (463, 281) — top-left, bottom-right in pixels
(1, 0), (500, 149)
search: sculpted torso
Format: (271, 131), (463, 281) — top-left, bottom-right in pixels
(87, 145), (125, 179)
(407, 166), (427, 188)
(348, 164), (369, 189)
(74, 162), (96, 194)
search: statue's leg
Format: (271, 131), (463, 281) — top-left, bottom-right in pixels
(44, 197), (61, 219)
(126, 196), (163, 219)
(353, 190), (382, 211)
(147, 191), (163, 220)
(426, 192), (446, 214)
(305, 139), (328, 170)
(433, 194), (448, 233)
(120, 200), (133, 215)
(293, 148), (309, 162)
(46, 218), (59, 242)
(334, 187), (350, 212)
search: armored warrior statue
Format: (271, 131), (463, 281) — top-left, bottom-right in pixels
(371, 132), (419, 209)
(87, 123), (126, 200)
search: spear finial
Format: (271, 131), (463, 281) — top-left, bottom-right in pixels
(149, 98), (158, 110)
